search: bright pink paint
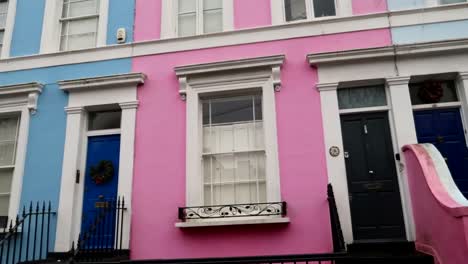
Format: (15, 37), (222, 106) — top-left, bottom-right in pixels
(403, 145), (468, 264)
(234, 0), (271, 29)
(134, 0), (162, 41)
(130, 28), (391, 260)
(352, 0), (388, 15)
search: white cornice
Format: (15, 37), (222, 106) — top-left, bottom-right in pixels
(174, 55), (285, 76)
(0, 82), (43, 96)
(119, 101), (139, 110)
(64, 106), (85, 115)
(308, 38), (468, 65)
(58, 73), (146, 92)
(316, 83), (339, 92)
(386, 76), (411, 86)
(459, 72), (468, 81)
(0, 3), (467, 73)
(0, 82), (43, 113)
(175, 55), (285, 99)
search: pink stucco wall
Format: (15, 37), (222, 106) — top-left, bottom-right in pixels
(234, 0), (271, 29)
(130, 28), (391, 260)
(134, 0), (162, 41)
(352, 0), (388, 15)
(403, 145), (468, 264)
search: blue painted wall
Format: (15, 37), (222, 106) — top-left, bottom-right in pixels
(392, 20), (468, 44)
(9, 0), (135, 57)
(9, 0), (46, 57)
(0, 58), (132, 249)
(107, 0), (135, 45)
(387, 0), (426, 11)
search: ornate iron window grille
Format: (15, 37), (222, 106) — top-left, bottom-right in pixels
(178, 202), (287, 221)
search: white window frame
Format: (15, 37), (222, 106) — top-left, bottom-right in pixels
(40, 0), (109, 54)
(0, 0), (16, 59)
(271, 0), (352, 25)
(0, 83), (42, 228)
(161, 0), (233, 39)
(175, 55), (284, 226)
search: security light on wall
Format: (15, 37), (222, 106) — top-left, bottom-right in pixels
(117, 28), (126, 44)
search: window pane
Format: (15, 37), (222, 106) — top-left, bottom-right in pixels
(338, 86), (387, 109)
(178, 13), (196, 37)
(284, 0), (307, 21)
(313, 0), (336, 17)
(0, 1), (8, 28)
(0, 30), (4, 44)
(203, 121), (264, 154)
(0, 195), (10, 219)
(204, 0), (222, 10)
(88, 110), (121, 130)
(440, 0), (466, 4)
(0, 169), (12, 193)
(61, 18), (98, 51)
(63, 0), (100, 17)
(203, 95), (262, 125)
(203, 152), (266, 205)
(178, 0), (196, 13)
(204, 9), (222, 33)
(409, 81), (459, 105)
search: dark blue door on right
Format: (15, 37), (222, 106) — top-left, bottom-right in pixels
(414, 108), (468, 197)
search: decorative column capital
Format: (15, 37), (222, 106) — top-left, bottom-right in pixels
(119, 101), (139, 110)
(64, 106), (84, 115)
(316, 82), (339, 92)
(386, 76), (411, 86)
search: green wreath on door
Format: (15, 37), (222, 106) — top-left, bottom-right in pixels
(90, 160), (114, 185)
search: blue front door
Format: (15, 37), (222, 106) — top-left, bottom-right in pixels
(81, 135), (120, 248)
(414, 108), (468, 197)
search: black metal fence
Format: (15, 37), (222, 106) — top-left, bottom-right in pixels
(327, 184), (346, 253)
(70, 196), (127, 263)
(0, 201), (56, 264)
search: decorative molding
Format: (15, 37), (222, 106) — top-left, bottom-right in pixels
(0, 4), (467, 73)
(0, 82), (43, 113)
(175, 55), (285, 76)
(386, 76), (411, 86)
(64, 106), (84, 115)
(59, 73), (146, 92)
(175, 55), (285, 99)
(119, 101), (139, 110)
(316, 82), (339, 92)
(308, 38), (468, 65)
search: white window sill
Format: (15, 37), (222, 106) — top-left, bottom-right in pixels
(175, 216), (290, 228)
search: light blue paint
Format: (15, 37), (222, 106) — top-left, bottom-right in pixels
(387, 0), (426, 11)
(392, 20), (468, 44)
(0, 58), (132, 251)
(9, 0), (46, 57)
(107, 0), (135, 45)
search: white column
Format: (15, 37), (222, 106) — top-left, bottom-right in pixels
(386, 76), (417, 241)
(55, 106), (85, 252)
(117, 101), (138, 250)
(317, 83), (354, 244)
(458, 72), (468, 145)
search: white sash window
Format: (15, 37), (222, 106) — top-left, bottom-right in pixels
(0, 0), (9, 54)
(202, 95), (266, 205)
(0, 115), (19, 227)
(60, 0), (100, 51)
(177, 0), (223, 37)
(284, 0), (336, 22)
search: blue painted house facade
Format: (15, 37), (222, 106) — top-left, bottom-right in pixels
(0, 0), (467, 263)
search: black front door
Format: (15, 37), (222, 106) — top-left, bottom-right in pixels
(341, 112), (406, 241)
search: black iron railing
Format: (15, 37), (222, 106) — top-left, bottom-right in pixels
(178, 202), (287, 221)
(327, 184), (346, 253)
(70, 197), (127, 263)
(126, 252), (349, 264)
(0, 201), (56, 264)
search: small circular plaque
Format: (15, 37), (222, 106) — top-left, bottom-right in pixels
(329, 146), (340, 157)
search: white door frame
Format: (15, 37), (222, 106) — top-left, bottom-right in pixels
(54, 73), (145, 252)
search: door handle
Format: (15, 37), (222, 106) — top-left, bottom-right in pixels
(369, 170), (374, 174)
